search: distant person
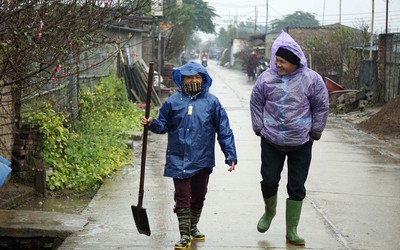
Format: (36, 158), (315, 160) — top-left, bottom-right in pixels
(250, 31), (329, 246)
(246, 51), (258, 81)
(200, 51), (209, 60)
(141, 61), (237, 249)
(180, 51), (188, 65)
(200, 51), (208, 67)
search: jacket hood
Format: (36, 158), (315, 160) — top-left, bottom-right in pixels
(269, 31), (308, 73)
(172, 61), (212, 91)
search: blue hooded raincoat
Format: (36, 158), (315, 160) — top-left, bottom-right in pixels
(250, 31), (329, 146)
(148, 61), (237, 179)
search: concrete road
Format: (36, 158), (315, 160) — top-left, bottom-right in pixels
(59, 60), (400, 250)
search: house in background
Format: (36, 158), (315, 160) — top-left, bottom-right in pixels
(101, 17), (152, 77)
(287, 23), (368, 85)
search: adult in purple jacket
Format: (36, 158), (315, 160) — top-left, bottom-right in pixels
(250, 31), (329, 246)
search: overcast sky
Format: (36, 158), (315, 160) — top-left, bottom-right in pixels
(204, 0), (400, 34)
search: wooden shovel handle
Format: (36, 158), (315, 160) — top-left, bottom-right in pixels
(138, 63), (154, 207)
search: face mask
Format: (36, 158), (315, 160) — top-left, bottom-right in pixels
(182, 74), (204, 96)
(182, 81), (203, 96)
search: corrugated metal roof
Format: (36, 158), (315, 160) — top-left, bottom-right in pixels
(288, 23), (357, 31)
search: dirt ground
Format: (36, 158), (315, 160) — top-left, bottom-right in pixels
(0, 181), (35, 209)
(357, 95), (400, 139)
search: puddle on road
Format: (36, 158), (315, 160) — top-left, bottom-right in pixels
(16, 195), (91, 214)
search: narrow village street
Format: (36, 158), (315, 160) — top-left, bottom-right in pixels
(56, 60), (400, 250)
(1, 1), (399, 250)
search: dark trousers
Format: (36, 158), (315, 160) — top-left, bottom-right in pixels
(173, 168), (210, 211)
(260, 138), (312, 201)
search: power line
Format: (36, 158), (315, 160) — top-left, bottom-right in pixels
(213, 10), (400, 29)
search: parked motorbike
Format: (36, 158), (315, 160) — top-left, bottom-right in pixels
(255, 61), (269, 78)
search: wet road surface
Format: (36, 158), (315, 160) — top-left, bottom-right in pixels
(58, 60), (400, 250)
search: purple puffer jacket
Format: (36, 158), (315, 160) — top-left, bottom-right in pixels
(250, 31), (329, 146)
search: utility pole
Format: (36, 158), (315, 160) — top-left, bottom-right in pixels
(265, 0), (268, 34)
(236, 9), (238, 38)
(322, 0), (326, 25)
(254, 6), (257, 34)
(265, 0), (268, 58)
(385, 0), (389, 33)
(369, 0), (374, 60)
(339, 0), (341, 24)
(151, 0), (164, 97)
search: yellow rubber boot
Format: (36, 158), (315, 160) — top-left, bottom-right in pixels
(175, 208), (191, 249)
(190, 208), (205, 240)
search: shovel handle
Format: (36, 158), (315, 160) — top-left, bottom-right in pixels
(138, 63), (154, 207)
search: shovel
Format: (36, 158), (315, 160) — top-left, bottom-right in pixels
(131, 62), (154, 236)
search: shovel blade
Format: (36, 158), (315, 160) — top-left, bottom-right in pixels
(131, 205), (151, 236)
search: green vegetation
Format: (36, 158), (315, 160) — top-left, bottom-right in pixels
(161, 0), (218, 60)
(271, 11), (319, 32)
(25, 75), (144, 192)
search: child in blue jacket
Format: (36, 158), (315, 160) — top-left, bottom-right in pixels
(141, 61), (237, 249)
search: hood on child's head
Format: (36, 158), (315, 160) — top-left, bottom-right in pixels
(172, 61), (212, 91)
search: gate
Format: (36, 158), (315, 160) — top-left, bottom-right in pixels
(378, 33), (400, 103)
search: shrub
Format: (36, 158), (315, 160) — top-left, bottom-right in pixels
(26, 75), (143, 192)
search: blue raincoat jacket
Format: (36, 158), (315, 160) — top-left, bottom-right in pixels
(148, 61), (237, 179)
(250, 31), (329, 147)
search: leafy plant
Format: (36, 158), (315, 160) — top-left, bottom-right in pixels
(26, 74), (144, 192)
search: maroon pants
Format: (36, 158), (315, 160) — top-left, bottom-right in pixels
(173, 168), (210, 211)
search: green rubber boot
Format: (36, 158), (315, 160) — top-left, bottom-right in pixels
(257, 194), (277, 233)
(190, 208), (205, 240)
(286, 199), (305, 246)
(175, 208), (191, 249)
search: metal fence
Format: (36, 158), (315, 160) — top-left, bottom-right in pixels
(0, 47), (117, 160)
(357, 33), (400, 104)
(23, 49), (114, 116)
(380, 33), (400, 102)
